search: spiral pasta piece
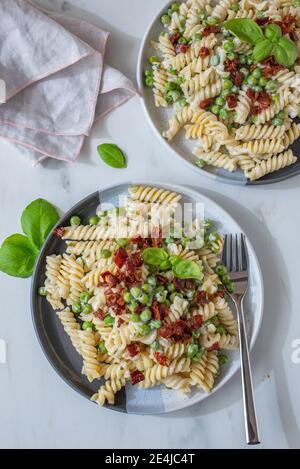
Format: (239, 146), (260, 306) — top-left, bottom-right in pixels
(245, 150), (297, 180)
(193, 149), (238, 172)
(234, 91), (251, 125)
(153, 68), (168, 108)
(214, 297), (238, 336)
(56, 308), (82, 355)
(166, 296), (189, 324)
(62, 225), (118, 241)
(78, 329), (101, 382)
(181, 67), (216, 96)
(139, 358), (191, 388)
(129, 185), (182, 207)
(164, 343), (188, 360)
(235, 124), (286, 141)
(163, 374), (192, 394)
(190, 351), (219, 392)
(211, 0), (237, 20)
(91, 378), (126, 406)
(236, 138), (285, 155)
(188, 78), (224, 107)
(256, 89), (291, 124)
(282, 123), (300, 149)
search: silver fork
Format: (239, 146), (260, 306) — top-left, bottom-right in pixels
(222, 234), (260, 445)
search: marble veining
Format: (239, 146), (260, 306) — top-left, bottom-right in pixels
(0, 0), (299, 450)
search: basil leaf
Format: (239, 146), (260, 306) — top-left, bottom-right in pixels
(21, 199), (59, 250)
(172, 259), (202, 280)
(97, 144), (127, 169)
(169, 255), (181, 266)
(0, 234), (38, 278)
(253, 39), (274, 62)
(274, 37), (298, 67)
(224, 19), (264, 45)
(142, 247), (169, 266)
(264, 24), (282, 42)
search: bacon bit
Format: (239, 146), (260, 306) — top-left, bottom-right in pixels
(114, 248), (128, 268)
(246, 88), (258, 101)
(111, 304), (125, 315)
(275, 15), (296, 34)
(172, 319), (188, 338)
(187, 314), (203, 331)
(199, 97), (214, 109)
(130, 235), (143, 245)
(158, 324), (173, 339)
(255, 17), (270, 26)
(202, 25), (220, 37)
(194, 290), (209, 305)
(224, 57), (239, 73)
(231, 70), (244, 87)
(130, 252), (143, 268)
(290, 30), (299, 42)
(117, 317), (125, 327)
(176, 43), (190, 54)
(209, 289), (225, 300)
(257, 90), (271, 109)
(207, 342), (220, 352)
(54, 227), (65, 238)
(159, 303), (170, 320)
(169, 32), (181, 44)
(154, 352), (169, 366)
(156, 274), (168, 285)
(151, 301), (161, 321)
(185, 279), (196, 290)
(226, 93), (238, 109)
(128, 343), (141, 357)
(261, 56), (284, 77)
(101, 271), (119, 287)
(199, 47), (210, 58)
(94, 309), (105, 320)
(173, 278), (186, 291)
(250, 104), (262, 115)
(130, 370), (145, 385)
(261, 56), (277, 66)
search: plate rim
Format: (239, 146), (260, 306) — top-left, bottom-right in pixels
(136, 0), (300, 186)
(31, 181), (264, 414)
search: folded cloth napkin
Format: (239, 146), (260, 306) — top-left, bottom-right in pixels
(0, 0), (137, 165)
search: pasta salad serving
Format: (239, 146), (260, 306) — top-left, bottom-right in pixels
(39, 185), (238, 407)
(144, 0), (300, 181)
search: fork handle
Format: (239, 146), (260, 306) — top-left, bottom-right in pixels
(235, 298), (260, 445)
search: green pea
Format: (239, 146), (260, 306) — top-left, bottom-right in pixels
(223, 78), (233, 89)
(221, 274), (230, 284)
(252, 68), (262, 79)
(196, 159), (206, 168)
(167, 8), (173, 16)
(229, 3), (239, 11)
(178, 97), (187, 107)
(193, 32), (202, 41)
(38, 286), (47, 297)
(104, 314), (115, 325)
(171, 2), (180, 12)
(218, 354), (229, 365)
(215, 96), (225, 106)
(221, 89), (231, 98)
(140, 308), (152, 323)
(128, 301), (138, 313)
(224, 41), (234, 53)
(166, 89), (181, 102)
(80, 292), (90, 304)
(167, 283), (175, 293)
(145, 76), (154, 87)
(148, 56), (160, 64)
(72, 302), (82, 314)
(216, 264), (227, 276)
(82, 321), (94, 331)
(206, 315), (219, 326)
(100, 249), (111, 259)
(239, 55), (247, 65)
(130, 287), (141, 299)
(259, 76), (268, 87)
(208, 231), (220, 242)
(227, 282), (235, 293)
(82, 304), (93, 315)
(147, 276), (157, 286)
(192, 348), (205, 362)
(88, 215), (98, 226)
(227, 52), (235, 61)
(272, 117), (284, 126)
(247, 75), (257, 86)
(150, 320), (162, 330)
(123, 291), (132, 303)
(247, 56), (253, 65)
(207, 16), (218, 25)
(138, 293), (149, 305)
(156, 290), (168, 303)
(178, 36), (188, 44)
(192, 329), (201, 338)
(70, 216), (81, 226)
(211, 104), (220, 115)
(276, 111), (285, 119)
(98, 342), (107, 354)
(219, 108), (228, 120)
(141, 283), (152, 294)
(266, 80), (278, 92)
(168, 66), (177, 75)
(140, 324), (151, 336)
(117, 238), (127, 247)
(216, 325), (226, 335)
(130, 314), (141, 323)
(211, 54), (220, 66)
(272, 95), (279, 105)
(150, 340), (160, 350)
(161, 14), (171, 25)
(187, 343), (199, 358)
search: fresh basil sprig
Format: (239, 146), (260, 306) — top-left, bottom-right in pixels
(0, 199), (59, 278)
(143, 247), (169, 267)
(97, 144), (127, 169)
(172, 259), (202, 280)
(143, 249), (202, 280)
(224, 18), (298, 67)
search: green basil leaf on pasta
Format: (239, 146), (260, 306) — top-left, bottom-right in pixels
(274, 37), (298, 67)
(142, 247), (169, 266)
(252, 39), (274, 62)
(97, 144), (127, 169)
(172, 259), (202, 280)
(21, 199), (60, 250)
(264, 24), (282, 42)
(224, 18), (264, 45)
(0, 234), (38, 278)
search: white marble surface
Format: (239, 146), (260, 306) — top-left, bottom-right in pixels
(0, 0), (300, 450)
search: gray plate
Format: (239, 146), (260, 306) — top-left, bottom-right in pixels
(31, 183), (264, 414)
(136, 0), (300, 185)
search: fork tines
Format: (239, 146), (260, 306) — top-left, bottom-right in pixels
(222, 233), (248, 273)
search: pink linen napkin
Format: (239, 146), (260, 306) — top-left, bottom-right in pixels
(0, 0), (137, 165)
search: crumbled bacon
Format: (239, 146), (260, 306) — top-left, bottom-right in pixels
(151, 300), (168, 321)
(250, 104), (262, 115)
(202, 25), (220, 37)
(225, 93), (238, 109)
(186, 314), (203, 331)
(185, 279), (196, 290)
(199, 98), (214, 109)
(257, 90), (271, 109)
(231, 70), (244, 87)
(130, 370), (145, 385)
(207, 342), (220, 352)
(114, 248), (128, 268)
(130, 252), (143, 268)
(255, 17), (270, 26)
(261, 55), (284, 77)
(199, 47), (210, 58)
(169, 32), (181, 45)
(172, 319), (189, 341)
(173, 278), (186, 291)
(176, 43), (190, 54)
(224, 57), (239, 73)
(54, 227), (65, 238)
(101, 271), (118, 287)
(154, 352), (169, 366)
(117, 317), (125, 327)
(128, 343), (141, 357)
(156, 274), (168, 285)
(130, 235), (143, 245)
(275, 15), (296, 34)
(246, 88), (258, 101)
(158, 324), (173, 339)
(194, 290), (209, 305)
(94, 309), (105, 320)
